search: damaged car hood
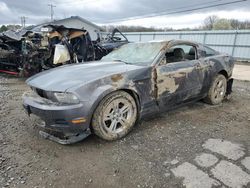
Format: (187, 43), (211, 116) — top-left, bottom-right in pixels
(26, 61), (144, 91)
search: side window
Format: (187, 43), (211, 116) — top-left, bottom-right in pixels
(165, 44), (197, 63)
(158, 56), (167, 66)
(203, 46), (217, 57)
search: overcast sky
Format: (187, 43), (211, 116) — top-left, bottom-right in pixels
(0, 0), (250, 29)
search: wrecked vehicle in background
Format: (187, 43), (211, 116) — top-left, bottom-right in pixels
(23, 39), (234, 144)
(44, 26), (129, 64)
(44, 25), (95, 65)
(0, 29), (50, 76)
(0, 26), (129, 77)
(0, 26), (95, 76)
(94, 28), (129, 60)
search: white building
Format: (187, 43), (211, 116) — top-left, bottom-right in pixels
(32, 16), (103, 40)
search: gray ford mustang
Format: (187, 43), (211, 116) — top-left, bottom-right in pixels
(23, 40), (234, 144)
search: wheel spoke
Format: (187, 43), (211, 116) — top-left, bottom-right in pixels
(214, 89), (219, 98)
(112, 101), (119, 111)
(219, 90), (224, 96)
(120, 105), (130, 115)
(218, 80), (223, 88)
(119, 117), (129, 127)
(104, 113), (112, 121)
(214, 88), (218, 95)
(218, 87), (224, 95)
(109, 120), (118, 131)
(214, 79), (225, 100)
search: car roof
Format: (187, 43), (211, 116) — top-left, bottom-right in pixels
(133, 39), (200, 46)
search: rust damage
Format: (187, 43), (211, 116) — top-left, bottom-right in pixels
(152, 67), (158, 99)
(155, 65), (194, 98)
(111, 74), (123, 82)
(110, 74), (137, 93)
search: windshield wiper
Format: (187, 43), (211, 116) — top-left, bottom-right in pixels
(113, 59), (132, 64)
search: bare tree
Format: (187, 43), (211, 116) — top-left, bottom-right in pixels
(230, 19), (240, 29)
(203, 15), (219, 30)
(239, 20), (250, 29)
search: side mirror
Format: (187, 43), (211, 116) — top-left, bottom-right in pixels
(53, 44), (70, 65)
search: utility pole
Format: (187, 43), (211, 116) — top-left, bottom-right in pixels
(48, 4), (56, 21)
(20, 16), (27, 28)
(20, 17), (23, 27)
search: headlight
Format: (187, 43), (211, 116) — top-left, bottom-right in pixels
(53, 92), (80, 104)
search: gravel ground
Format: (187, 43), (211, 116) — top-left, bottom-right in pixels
(0, 75), (249, 188)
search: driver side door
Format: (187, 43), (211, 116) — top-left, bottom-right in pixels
(155, 44), (205, 110)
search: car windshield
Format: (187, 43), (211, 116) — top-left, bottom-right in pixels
(101, 42), (167, 65)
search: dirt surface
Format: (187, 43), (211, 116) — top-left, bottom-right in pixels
(0, 75), (250, 188)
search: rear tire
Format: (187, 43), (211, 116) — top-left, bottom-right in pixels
(204, 74), (227, 105)
(91, 91), (138, 141)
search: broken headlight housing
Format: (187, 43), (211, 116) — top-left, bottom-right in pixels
(53, 92), (80, 104)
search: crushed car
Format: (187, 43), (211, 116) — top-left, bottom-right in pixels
(0, 26), (95, 76)
(94, 28), (129, 60)
(0, 26), (129, 77)
(43, 26), (129, 64)
(0, 29), (50, 76)
(44, 25), (95, 65)
(22, 39), (235, 144)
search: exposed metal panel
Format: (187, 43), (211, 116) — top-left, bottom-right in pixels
(154, 34), (168, 40)
(235, 33), (250, 46)
(126, 35), (140, 42)
(234, 47), (250, 59)
(181, 34), (204, 43)
(208, 45), (233, 55)
(140, 34), (154, 42)
(162, 34), (180, 40)
(205, 33), (235, 45)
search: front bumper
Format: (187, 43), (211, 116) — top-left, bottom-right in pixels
(22, 91), (91, 136)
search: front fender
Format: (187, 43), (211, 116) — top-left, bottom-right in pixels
(87, 85), (115, 117)
(87, 84), (140, 119)
(73, 82), (140, 127)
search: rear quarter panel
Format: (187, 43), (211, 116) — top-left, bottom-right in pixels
(198, 44), (235, 79)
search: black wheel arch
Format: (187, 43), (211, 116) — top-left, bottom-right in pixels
(218, 69), (229, 79)
(121, 89), (141, 113)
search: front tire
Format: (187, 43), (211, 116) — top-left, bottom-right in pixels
(204, 74), (227, 105)
(91, 91), (138, 141)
